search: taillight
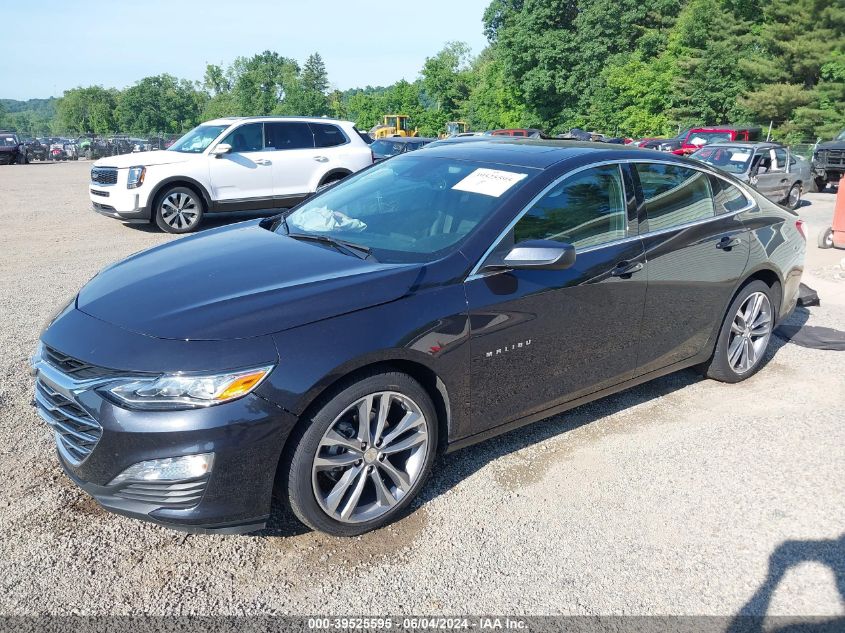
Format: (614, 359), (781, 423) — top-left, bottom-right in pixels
(795, 220), (806, 240)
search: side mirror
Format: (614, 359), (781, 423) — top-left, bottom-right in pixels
(210, 143), (231, 157)
(494, 240), (576, 271)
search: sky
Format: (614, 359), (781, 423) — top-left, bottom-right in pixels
(1, 0), (492, 101)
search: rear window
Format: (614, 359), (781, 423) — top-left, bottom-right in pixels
(709, 176), (751, 214)
(635, 163), (715, 232)
(311, 123), (347, 148)
(265, 122), (314, 150)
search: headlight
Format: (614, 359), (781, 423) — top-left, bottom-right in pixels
(104, 365), (274, 410)
(127, 166), (146, 189)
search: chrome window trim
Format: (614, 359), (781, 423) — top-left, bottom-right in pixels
(465, 157), (757, 281)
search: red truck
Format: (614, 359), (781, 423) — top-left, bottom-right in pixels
(672, 126), (761, 155)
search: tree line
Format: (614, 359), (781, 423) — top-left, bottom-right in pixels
(2, 0), (842, 142)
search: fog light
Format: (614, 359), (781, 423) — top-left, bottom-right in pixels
(109, 453), (214, 486)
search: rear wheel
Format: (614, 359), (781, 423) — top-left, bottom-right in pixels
(702, 280), (775, 383)
(154, 186), (204, 233)
(16, 152), (28, 165)
(785, 183), (801, 210)
(282, 371), (437, 536)
(818, 227), (834, 249)
(814, 176), (828, 193)
(315, 173), (347, 193)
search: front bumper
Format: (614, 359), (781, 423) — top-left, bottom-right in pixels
(89, 169), (152, 222)
(32, 313), (298, 533)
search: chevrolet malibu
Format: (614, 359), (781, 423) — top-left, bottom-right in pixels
(32, 141), (805, 536)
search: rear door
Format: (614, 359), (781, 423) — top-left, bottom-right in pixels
(465, 163), (648, 433)
(753, 149), (786, 201)
(633, 162), (750, 374)
(207, 123), (274, 204)
(264, 121), (317, 203)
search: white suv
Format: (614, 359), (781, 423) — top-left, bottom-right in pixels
(88, 117), (374, 233)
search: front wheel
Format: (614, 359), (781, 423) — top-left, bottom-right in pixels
(814, 177), (828, 193)
(701, 280), (775, 383)
(282, 371), (438, 536)
(154, 186), (204, 233)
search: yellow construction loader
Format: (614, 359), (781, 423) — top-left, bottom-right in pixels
(369, 115), (418, 139)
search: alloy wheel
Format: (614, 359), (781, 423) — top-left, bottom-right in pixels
(312, 391), (429, 524)
(160, 192), (200, 230)
(727, 291), (772, 374)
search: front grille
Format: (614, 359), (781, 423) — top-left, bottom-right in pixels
(92, 202), (117, 213)
(91, 189), (109, 198)
(114, 479), (208, 508)
(817, 149), (845, 168)
(91, 167), (118, 185)
(34, 379), (102, 464)
(43, 345), (122, 380)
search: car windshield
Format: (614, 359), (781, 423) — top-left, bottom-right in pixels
(167, 124), (229, 153)
(280, 155), (539, 263)
(687, 131), (733, 146)
(371, 140), (406, 157)
(836, 130), (845, 141)
(691, 146), (754, 174)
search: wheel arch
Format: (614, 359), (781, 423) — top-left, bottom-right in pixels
(149, 176), (212, 217)
(282, 356), (452, 456)
(316, 168), (352, 188)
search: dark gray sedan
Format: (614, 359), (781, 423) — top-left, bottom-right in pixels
(691, 142), (811, 209)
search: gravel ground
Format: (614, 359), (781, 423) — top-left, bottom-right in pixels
(0, 161), (843, 616)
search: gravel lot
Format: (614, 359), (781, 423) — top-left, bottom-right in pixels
(0, 161), (843, 616)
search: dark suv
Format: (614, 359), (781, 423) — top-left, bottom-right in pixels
(0, 131), (29, 165)
(33, 141), (806, 537)
(812, 129), (845, 191)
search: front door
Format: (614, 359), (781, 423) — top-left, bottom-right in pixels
(465, 164), (647, 435)
(632, 162), (750, 374)
(208, 122), (274, 205)
(753, 149), (789, 202)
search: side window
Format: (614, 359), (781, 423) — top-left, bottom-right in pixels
(311, 123), (347, 148)
(221, 123), (263, 153)
(512, 164), (627, 249)
(635, 163), (714, 232)
(709, 176), (751, 214)
(264, 122), (314, 150)
(773, 148), (788, 172)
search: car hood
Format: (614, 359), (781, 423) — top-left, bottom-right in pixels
(94, 150), (195, 168)
(77, 221), (423, 340)
(817, 140), (845, 151)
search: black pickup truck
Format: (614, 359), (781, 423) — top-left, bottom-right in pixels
(813, 129), (845, 191)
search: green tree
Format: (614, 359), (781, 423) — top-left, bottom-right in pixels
(421, 42), (473, 116)
(116, 75), (204, 134)
(56, 86), (117, 134)
(295, 52), (330, 116)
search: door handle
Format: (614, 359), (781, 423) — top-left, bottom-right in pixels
(313, 156), (329, 162)
(610, 261), (643, 278)
(255, 158), (271, 166)
(716, 236), (742, 250)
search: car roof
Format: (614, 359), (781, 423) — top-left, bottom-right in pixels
(420, 138), (689, 169)
(203, 116), (355, 126)
(703, 141), (783, 150)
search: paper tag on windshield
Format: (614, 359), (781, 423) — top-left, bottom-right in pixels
(452, 168), (527, 197)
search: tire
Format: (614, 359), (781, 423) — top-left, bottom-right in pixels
(282, 370), (438, 536)
(315, 173), (347, 193)
(818, 227), (834, 249)
(154, 186), (205, 233)
(16, 152), (28, 165)
(785, 183), (801, 210)
(701, 280), (775, 383)
(814, 177), (827, 193)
